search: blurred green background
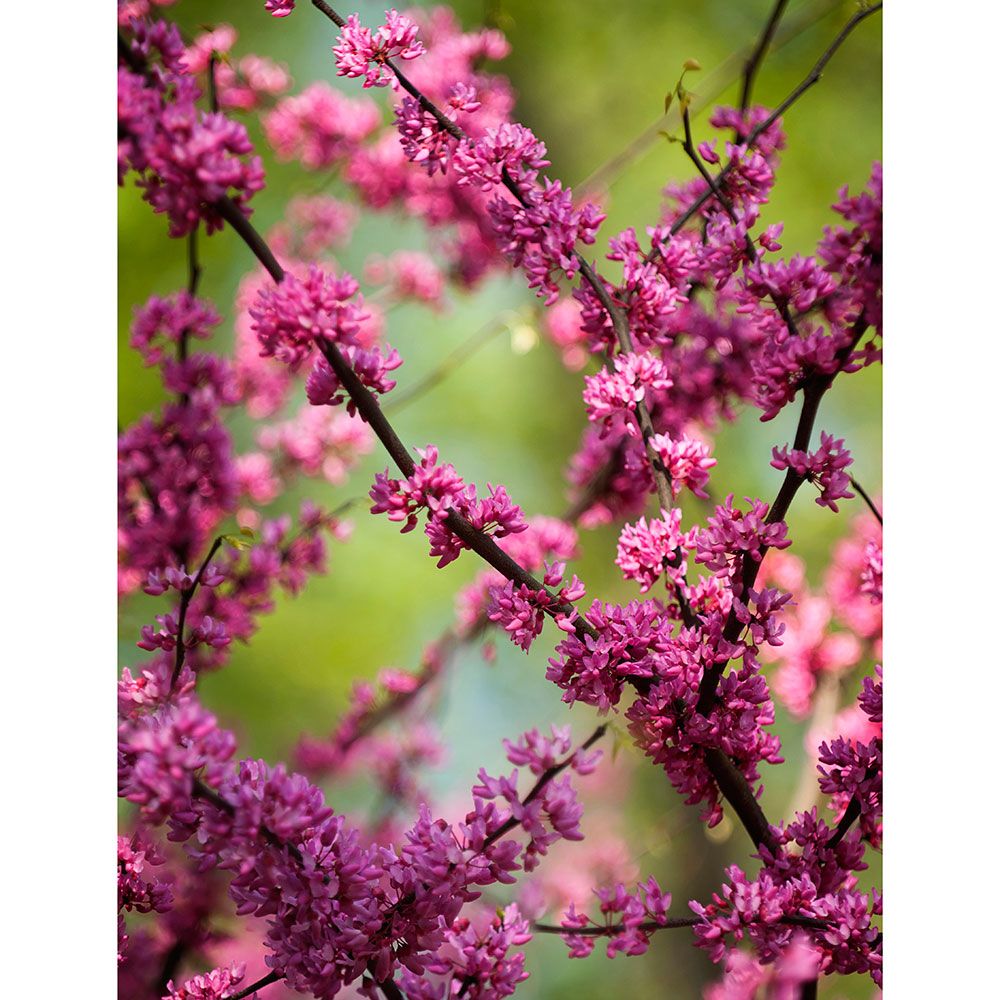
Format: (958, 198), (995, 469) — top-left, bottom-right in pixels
(119, 1), (881, 995)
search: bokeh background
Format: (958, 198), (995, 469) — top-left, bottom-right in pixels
(118, 1), (881, 995)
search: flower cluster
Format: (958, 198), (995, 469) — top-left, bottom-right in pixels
(615, 508), (693, 594)
(558, 877), (673, 959)
(583, 352), (673, 437)
(771, 432), (854, 512)
(692, 810), (881, 985)
(333, 9), (425, 89)
(399, 906), (532, 1000)
(487, 564), (585, 651)
(371, 445), (527, 566)
(119, 24), (265, 236)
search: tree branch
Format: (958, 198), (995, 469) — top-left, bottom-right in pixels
(739, 0), (791, 114)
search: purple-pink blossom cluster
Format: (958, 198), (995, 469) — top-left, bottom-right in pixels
(333, 9), (426, 89)
(771, 432), (854, 511)
(371, 445), (527, 566)
(558, 877), (673, 959)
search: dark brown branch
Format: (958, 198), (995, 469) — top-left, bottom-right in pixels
(704, 748), (777, 851)
(227, 970), (284, 1000)
(696, 314), (871, 715)
(207, 53), (219, 114)
(739, 0), (791, 114)
(849, 475), (883, 525)
(170, 535), (224, 689)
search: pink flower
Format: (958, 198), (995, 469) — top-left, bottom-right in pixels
(649, 432), (717, 498)
(616, 509), (692, 593)
(771, 432), (854, 512)
(333, 9), (425, 90)
(250, 264), (368, 368)
(583, 352), (672, 436)
(164, 961), (247, 1000)
(264, 0), (295, 16)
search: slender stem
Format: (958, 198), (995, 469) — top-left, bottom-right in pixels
(849, 475), (883, 524)
(186, 227), (201, 299)
(481, 724), (607, 850)
(534, 917), (701, 934)
(799, 979), (818, 1000)
(679, 104), (800, 338)
(207, 53), (219, 114)
(226, 970), (284, 1000)
(739, 0), (791, 114)
(170, 535), (224, 690)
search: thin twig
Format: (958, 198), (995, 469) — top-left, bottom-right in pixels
(578, 0), (842, 195)
(481, 725), (607, 850)
(226, 970), (284, 1000)
(739, 0), (791, 114)
(679, 103), (800, 338)
(850, 475), (883, 524)
(170, 535), (224, 690)
(649, 3), (883, 264)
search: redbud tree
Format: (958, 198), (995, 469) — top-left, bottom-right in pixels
(117, 1), (883, 998)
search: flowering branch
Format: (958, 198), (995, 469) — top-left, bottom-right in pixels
(649, 2), (883, 261)
(170, 535), (224, 689)
(309, 0), (677, 511)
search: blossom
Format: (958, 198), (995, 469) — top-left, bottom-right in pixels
(333, 9), (425, 89)
(264, 0), (295, 17)
(557, 877), (673, 959)
(130, 292), (221, 367)
(164, 962), (247, 1000)
(371, 447), (527, 566)
(583, 352), (672, 436)
(649, 432), (717, 498)
(400, 906), (532, 999)
(250, 264), (368, 368)
(487, 566), (585, 651)
(771, 432), (854, 512)
(365, 250), (446, 306)
(264, 82), (380, 169)
(696, 495), (791, 586)
(615, 508), (692, 593)
(547, 599), (676, 711)
(137, 105), (265, 238)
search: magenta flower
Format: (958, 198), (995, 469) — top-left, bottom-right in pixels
(250, 264), (369, 368)
(333, 9), (425, 89)
(771, 432), (854, 512)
